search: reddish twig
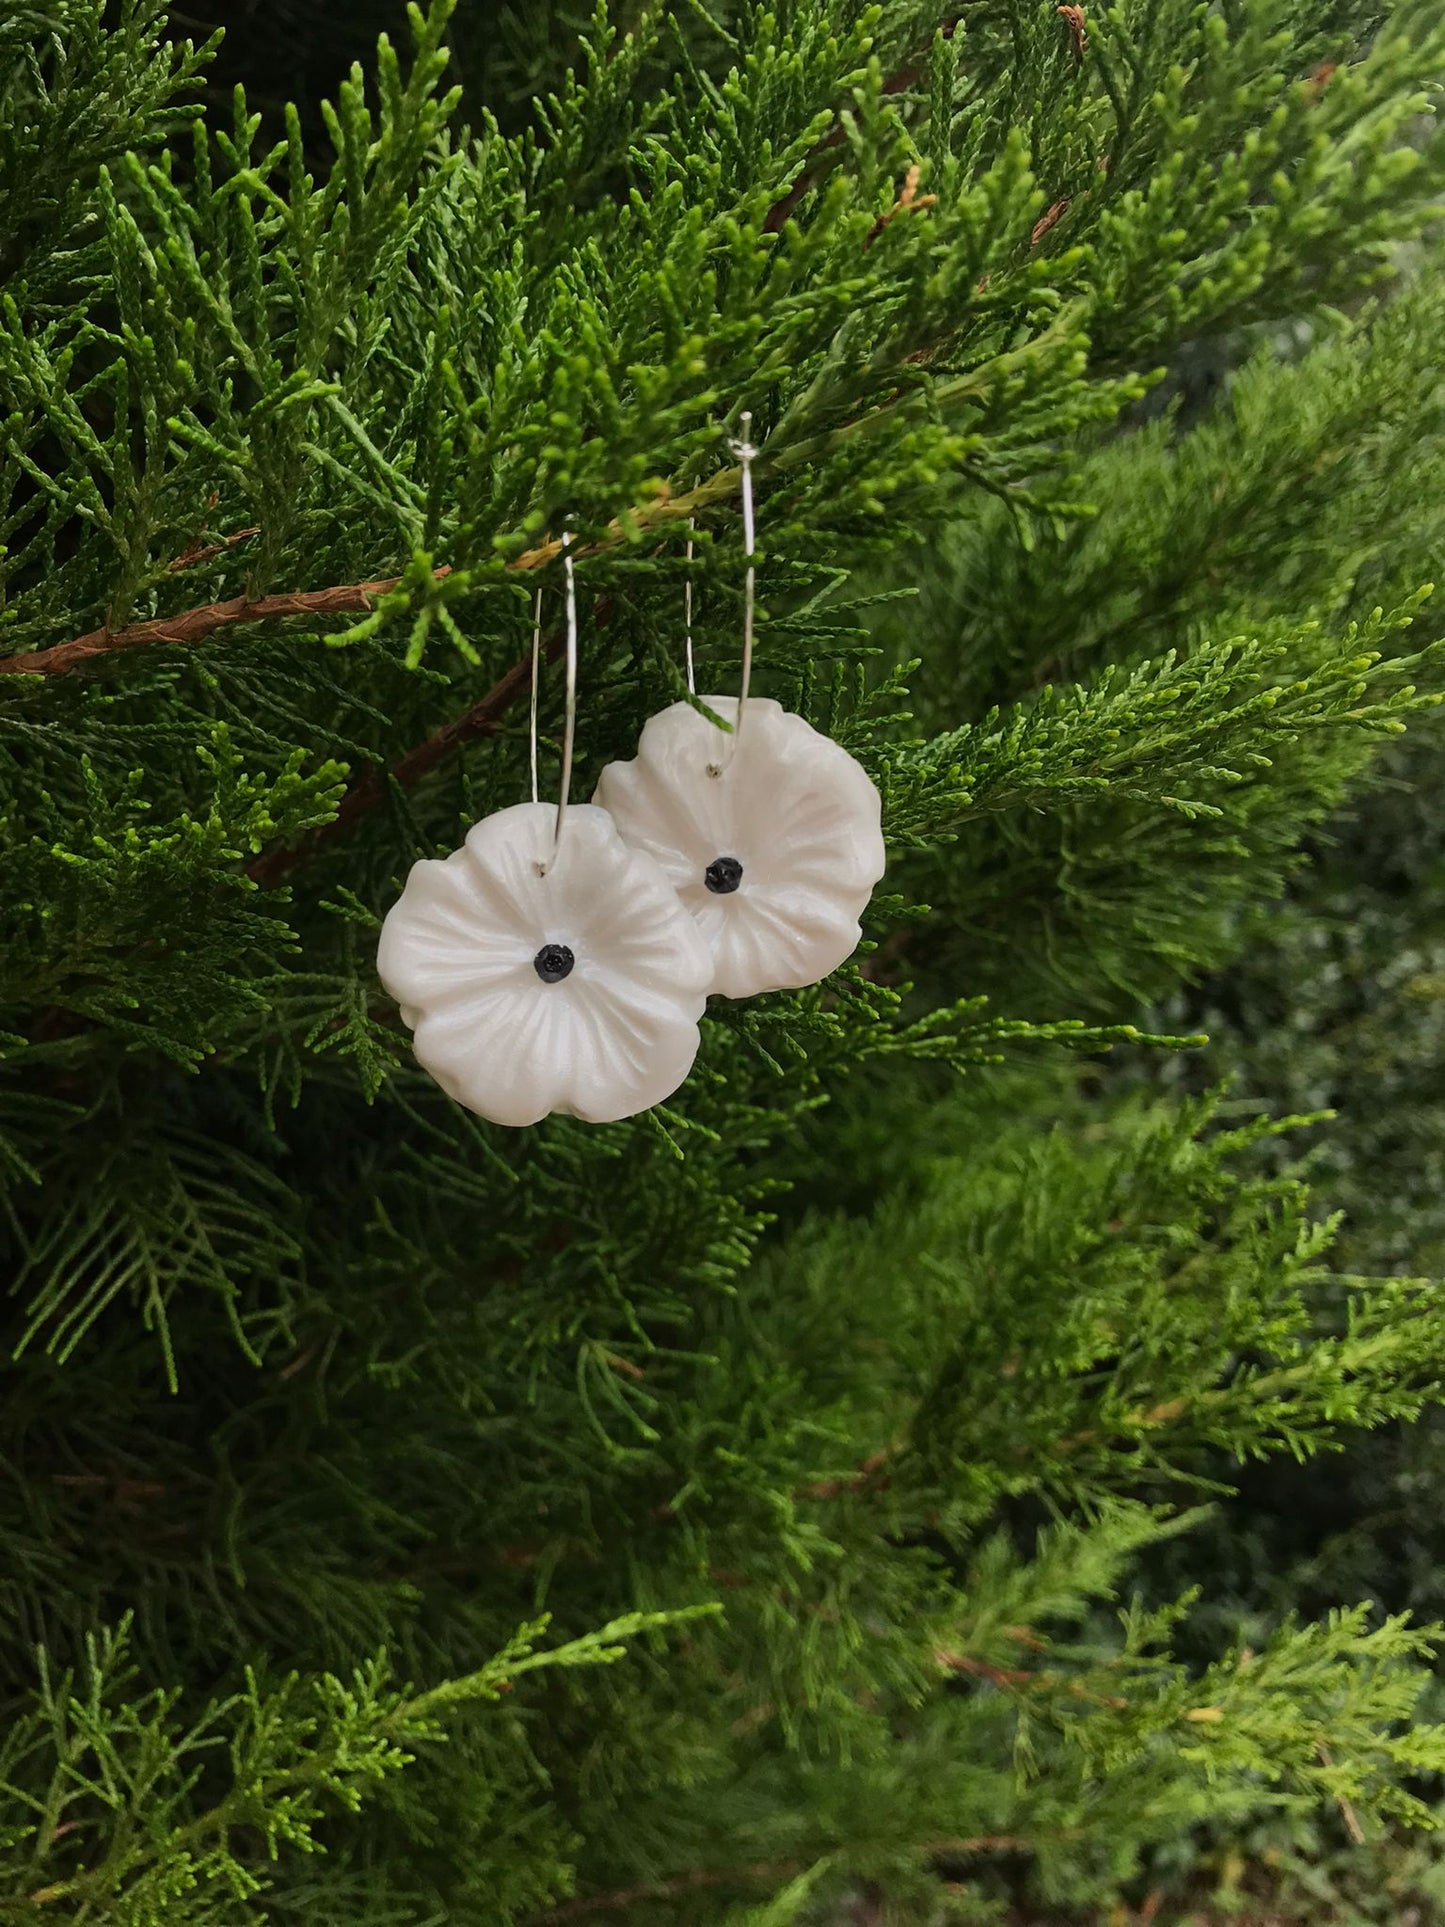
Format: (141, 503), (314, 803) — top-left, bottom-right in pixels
(864, 163), (938, 248)
(1030, 197), (1070, 247)
(936, 1645), (1130, 1711)
(1305, 59), (1338, 100)
(794, 1445), (894, 1501)
(1317, 1743), (1366, 1846)
(1057, 4), (1089, 63)
(1053, 1394), (1189, 1454)
(51, 1473), (166, 1504)
(934, 1647), (1036, 1689)
(0, 568), (451, 679)
(0, 457), (756, 687)
(166, 525), (260, 572)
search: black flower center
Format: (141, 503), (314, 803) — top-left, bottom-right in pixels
(533, 942), (575, 983)
(704, 855), (744, 895)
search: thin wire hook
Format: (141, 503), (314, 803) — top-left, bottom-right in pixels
(552, 531), (577, 861)
(683, 515), (696, 695)
(529, 583), (543, 805)
(529, 536), (578, 874)
(716, 411), (757, 773)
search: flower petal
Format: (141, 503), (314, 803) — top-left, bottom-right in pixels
(595, 696), (885, 997)
(379, 801), (709, 1126)
(558, 972), (705, 1122)
(411, 978), (569, 1127)
(592, 707), (733, 887)
(710, 882), (863, 997)
(377, 858), (533, 1015)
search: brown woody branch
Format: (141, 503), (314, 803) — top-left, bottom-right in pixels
(5, 17), (963, 693)
(934, 1644), (1129, 1710)
(1057, 4), (1089, 64)
(930, 1835), (1034, 1856)
(934, 1648), (1035, 1689)
(1030, 196), (1071, 247)
(648, 1445), (896, 1525)
(0, 458), (754, 685)
(244, 591), (615, 889)
(0, 568), (452, 679)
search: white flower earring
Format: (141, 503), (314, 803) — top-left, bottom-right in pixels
(594, 418), (886, 999)
(378, 537), (713, 1127)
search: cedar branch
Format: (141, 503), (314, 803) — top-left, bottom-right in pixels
(0, 462), (752, 683)
(3, 15), (964, 691)
(78, 314), (1072, 887)
(243, 603), (609, 889)
(0, 569), (449, 679)
(762, 19), (959, 234)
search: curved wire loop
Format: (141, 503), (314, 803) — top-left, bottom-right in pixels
(684, 515), (696, 695)
(529, 531), (578, 871)
(709, 411), (757, 776)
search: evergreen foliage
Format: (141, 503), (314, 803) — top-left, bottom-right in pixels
(4, 0), (1445, 1919)
(1109, 716), (1445, 1917)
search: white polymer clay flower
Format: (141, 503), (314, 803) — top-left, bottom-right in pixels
(377, 801), (713, 1127)
(594, 696), (886, 999)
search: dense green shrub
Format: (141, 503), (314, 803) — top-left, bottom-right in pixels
(4, 3), (1445, 1921)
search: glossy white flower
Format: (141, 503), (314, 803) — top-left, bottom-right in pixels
(594, 696), (886, 998)
(377, 802), (713, 1127)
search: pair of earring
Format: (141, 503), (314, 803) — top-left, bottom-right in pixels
(377, 422), (886, 1128)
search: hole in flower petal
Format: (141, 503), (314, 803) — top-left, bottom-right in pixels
(704, 856), (744, 895)
(533, 943), (576, 983)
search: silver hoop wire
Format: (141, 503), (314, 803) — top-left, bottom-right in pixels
(713, 411), (757, 774)
(554, 531), (578, 860)
(684, 516), (696, 695)
(529, 583), (543, 805)
(529, 531), (578, 873)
